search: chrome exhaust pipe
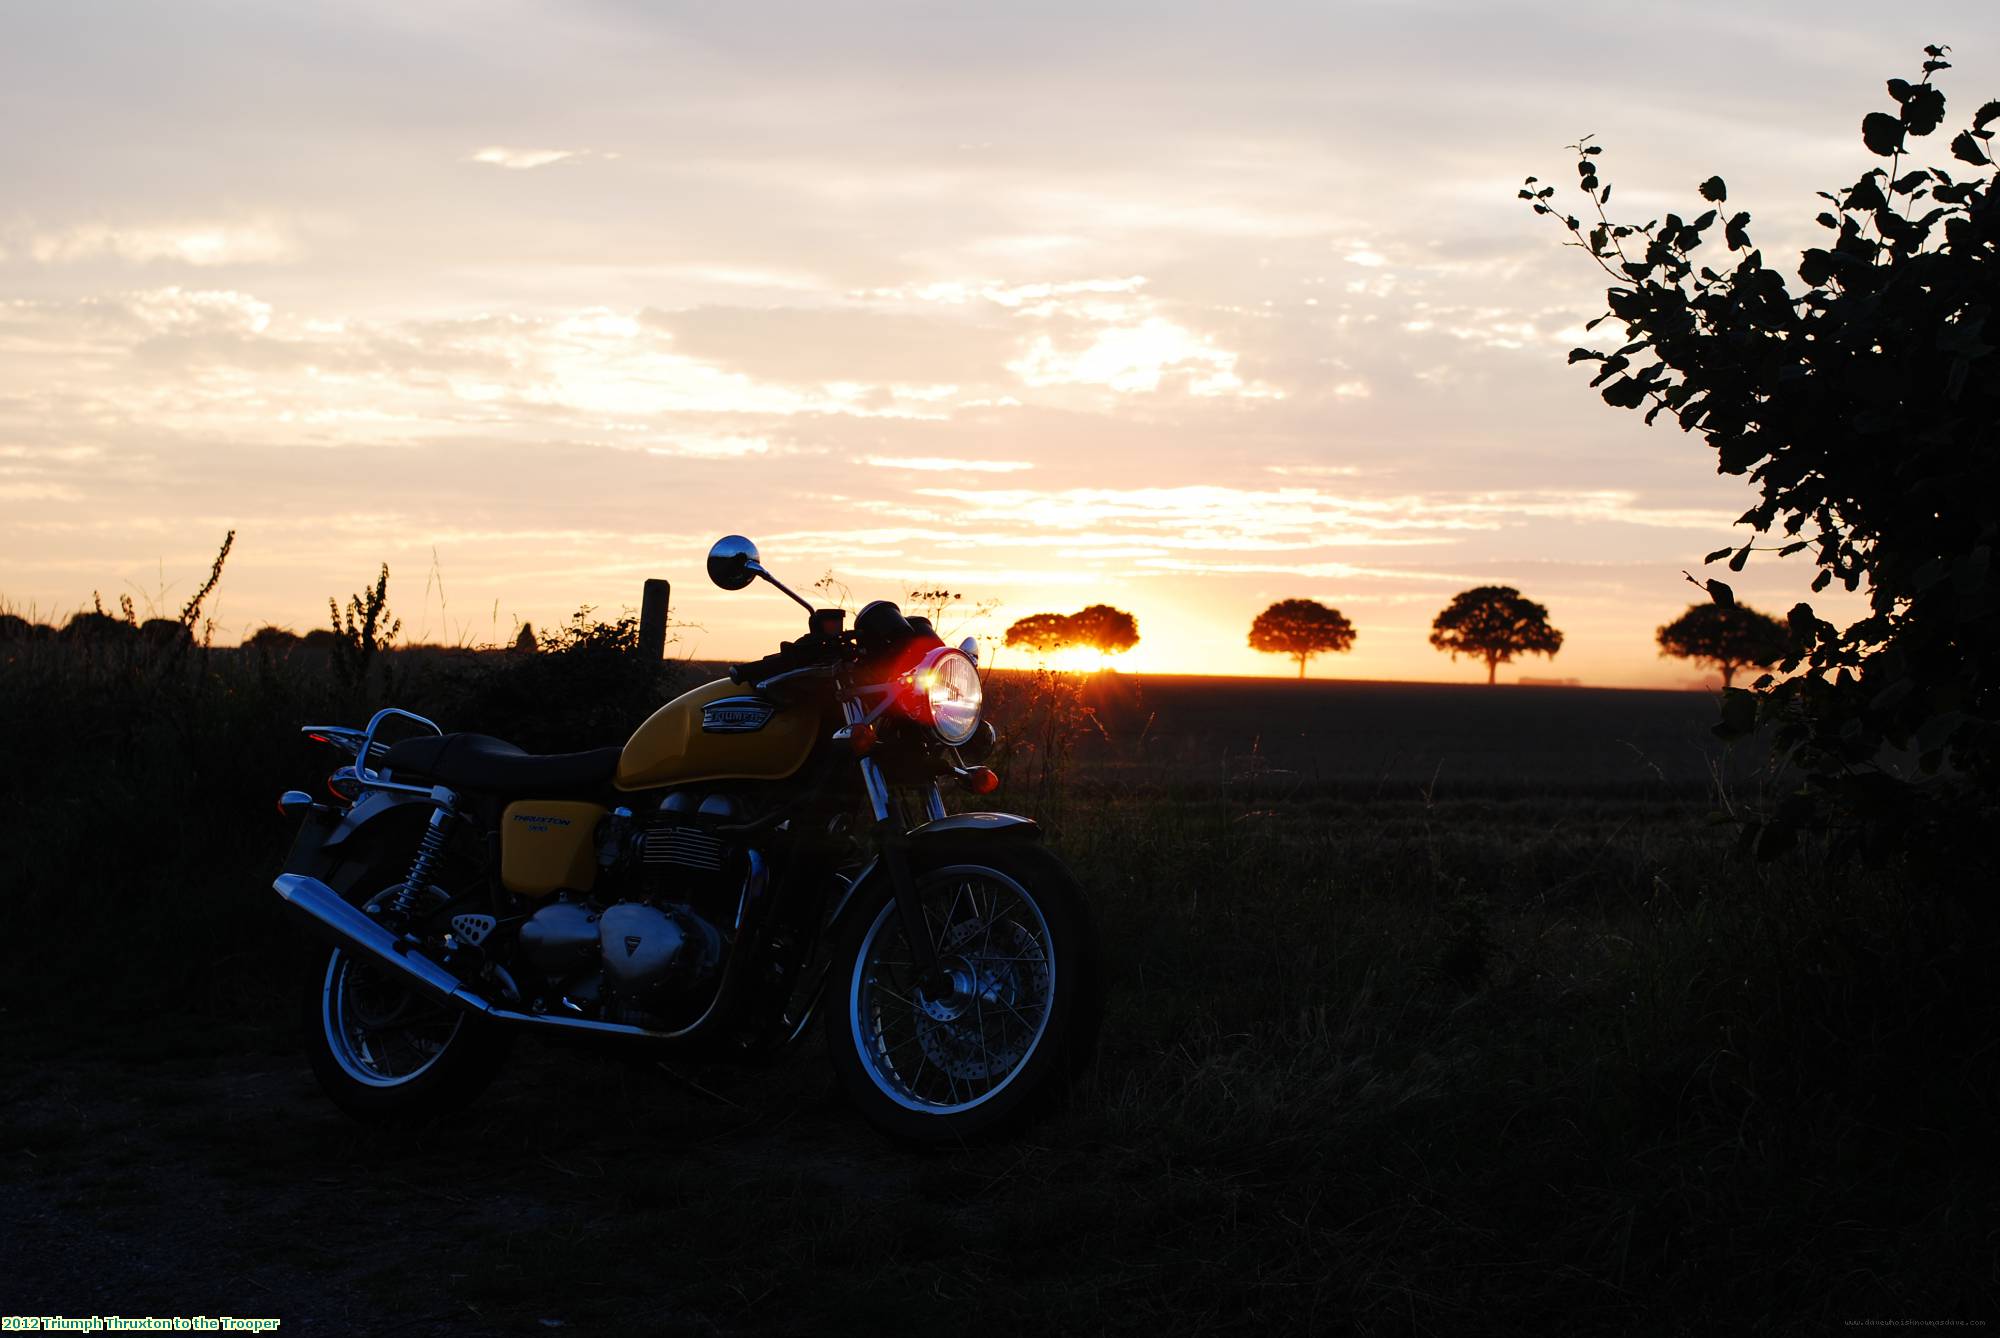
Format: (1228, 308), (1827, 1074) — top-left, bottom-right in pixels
(271, 874), (693, 1040)
(272, 874), (497, 1016)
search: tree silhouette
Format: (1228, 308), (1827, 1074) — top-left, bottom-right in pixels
(1003, 612), (1074, 655)
(1066, 604), (1140, 657)
(1429, 586), (1563, 684)
(1004, 606), (1140, 660)
(513, 621), (537, 653)
(1657, 602), (1789, 688)
(1248, 599), (1356, 678)
(1527, 47), (2000, 858)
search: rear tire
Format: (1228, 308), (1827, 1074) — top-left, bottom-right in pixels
(826, 844), (1101, 1142)
(300, 943), (511, 1125)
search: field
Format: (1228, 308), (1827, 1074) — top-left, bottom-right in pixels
(1, 643), (1993, 1335)
(1059, 672), (1755, 794)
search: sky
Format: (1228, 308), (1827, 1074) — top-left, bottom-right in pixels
(1, 1), (1989, 685)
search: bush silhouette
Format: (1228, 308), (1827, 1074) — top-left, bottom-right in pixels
(139, 618), (192, 650)
(328, 564), (401, 688)
(244, 625), (301, 651)
(63, 610), (137, 644)
(0, 614), (52, 642)
(1528, 46), (2000, 860)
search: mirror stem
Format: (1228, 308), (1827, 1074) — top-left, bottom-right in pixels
(747, 562), (818, 616)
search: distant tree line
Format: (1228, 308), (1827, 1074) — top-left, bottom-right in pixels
(990, 585), (1776, 686)
(6, 545), (1783, 693)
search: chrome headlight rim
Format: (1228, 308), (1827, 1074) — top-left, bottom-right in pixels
(912, 646), (983, 747)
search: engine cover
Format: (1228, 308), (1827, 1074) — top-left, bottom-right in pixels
(597, 902), (722, 1005)
(518, 901), (599, 978)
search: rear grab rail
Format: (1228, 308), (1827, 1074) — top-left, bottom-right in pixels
(352, 707), (444, 796)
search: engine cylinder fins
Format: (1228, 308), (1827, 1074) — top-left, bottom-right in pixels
(642, 824), (728, 872)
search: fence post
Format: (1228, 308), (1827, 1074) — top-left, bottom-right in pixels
(638, 579), (670, 661)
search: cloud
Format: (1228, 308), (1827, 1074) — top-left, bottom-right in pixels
(126, 287), (275, 334)
(646, 305), (1017, 386)
(0, 291), (1013, 443)
(861, 276), (1149, 310)
(1434, 491), (1739, 531)
(645, 435), (772, 459)
(465, 147), (612, 170)
(863, 456), (1034, 473)
(1009, 316), (1277, 398)
(0, 482), (82, 501)
(27, 220), (300, 267)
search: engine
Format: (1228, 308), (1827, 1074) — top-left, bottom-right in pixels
(513, 790), (762, 1025)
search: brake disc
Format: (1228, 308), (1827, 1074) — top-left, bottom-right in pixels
(913, 915), (1051, 1082)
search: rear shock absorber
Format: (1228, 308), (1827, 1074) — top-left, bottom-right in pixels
(388, 788), (458, 920)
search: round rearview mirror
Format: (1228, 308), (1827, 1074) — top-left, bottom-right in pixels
(706, 535), (762, 591)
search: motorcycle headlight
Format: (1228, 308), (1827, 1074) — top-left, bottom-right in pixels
(912, 648), (983, 746)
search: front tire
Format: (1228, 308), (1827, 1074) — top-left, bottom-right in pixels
(827, 844), (1101, 1142)
(300, 944), (510, 1124)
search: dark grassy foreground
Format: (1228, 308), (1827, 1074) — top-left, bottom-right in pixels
(1, 641), (1994, 1334)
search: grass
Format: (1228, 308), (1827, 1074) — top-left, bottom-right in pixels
(1, 635), (1993, 1333)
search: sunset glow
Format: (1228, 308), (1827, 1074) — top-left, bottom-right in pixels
(3, 1), (1968, 685)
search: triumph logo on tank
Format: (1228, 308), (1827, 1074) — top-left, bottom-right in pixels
(701, 699), (776, 733)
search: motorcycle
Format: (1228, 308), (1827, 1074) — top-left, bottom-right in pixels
(270, 536), (1101, 1141)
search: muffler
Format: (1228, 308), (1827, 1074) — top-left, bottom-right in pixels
(273, 874), (498, 1016)
(271, 874), (696, 1040)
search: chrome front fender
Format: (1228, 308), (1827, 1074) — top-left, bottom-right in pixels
(825, 811), (1041, 932)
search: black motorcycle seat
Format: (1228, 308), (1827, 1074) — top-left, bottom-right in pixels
(382, 732), (621, 793)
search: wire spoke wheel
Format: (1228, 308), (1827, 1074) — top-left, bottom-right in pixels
(849, 865), (1057, 1114)
(321, 950), (463, 1088)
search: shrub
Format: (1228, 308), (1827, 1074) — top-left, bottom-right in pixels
(1526, 47), (2000, 864)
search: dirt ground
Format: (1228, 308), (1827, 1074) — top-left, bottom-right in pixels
(1, 1021), (944, 1337)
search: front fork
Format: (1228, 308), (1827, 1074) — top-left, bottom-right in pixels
(848, 700), (947, 976)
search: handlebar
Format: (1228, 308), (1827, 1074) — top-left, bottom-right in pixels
(752, 663), (838, 694)
(726, 604), (941, 689)
(727, 629), (851, 684)
(728, 650), (797, 685)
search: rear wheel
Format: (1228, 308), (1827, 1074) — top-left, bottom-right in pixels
(827, 845), (1100, 1142)
(298, 882), (511, 1123)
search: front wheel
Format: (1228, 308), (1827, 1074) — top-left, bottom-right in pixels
(827, 845), (1101, 1142)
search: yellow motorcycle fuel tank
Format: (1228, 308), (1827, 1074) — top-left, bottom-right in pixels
(615, 678), (819, 791)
